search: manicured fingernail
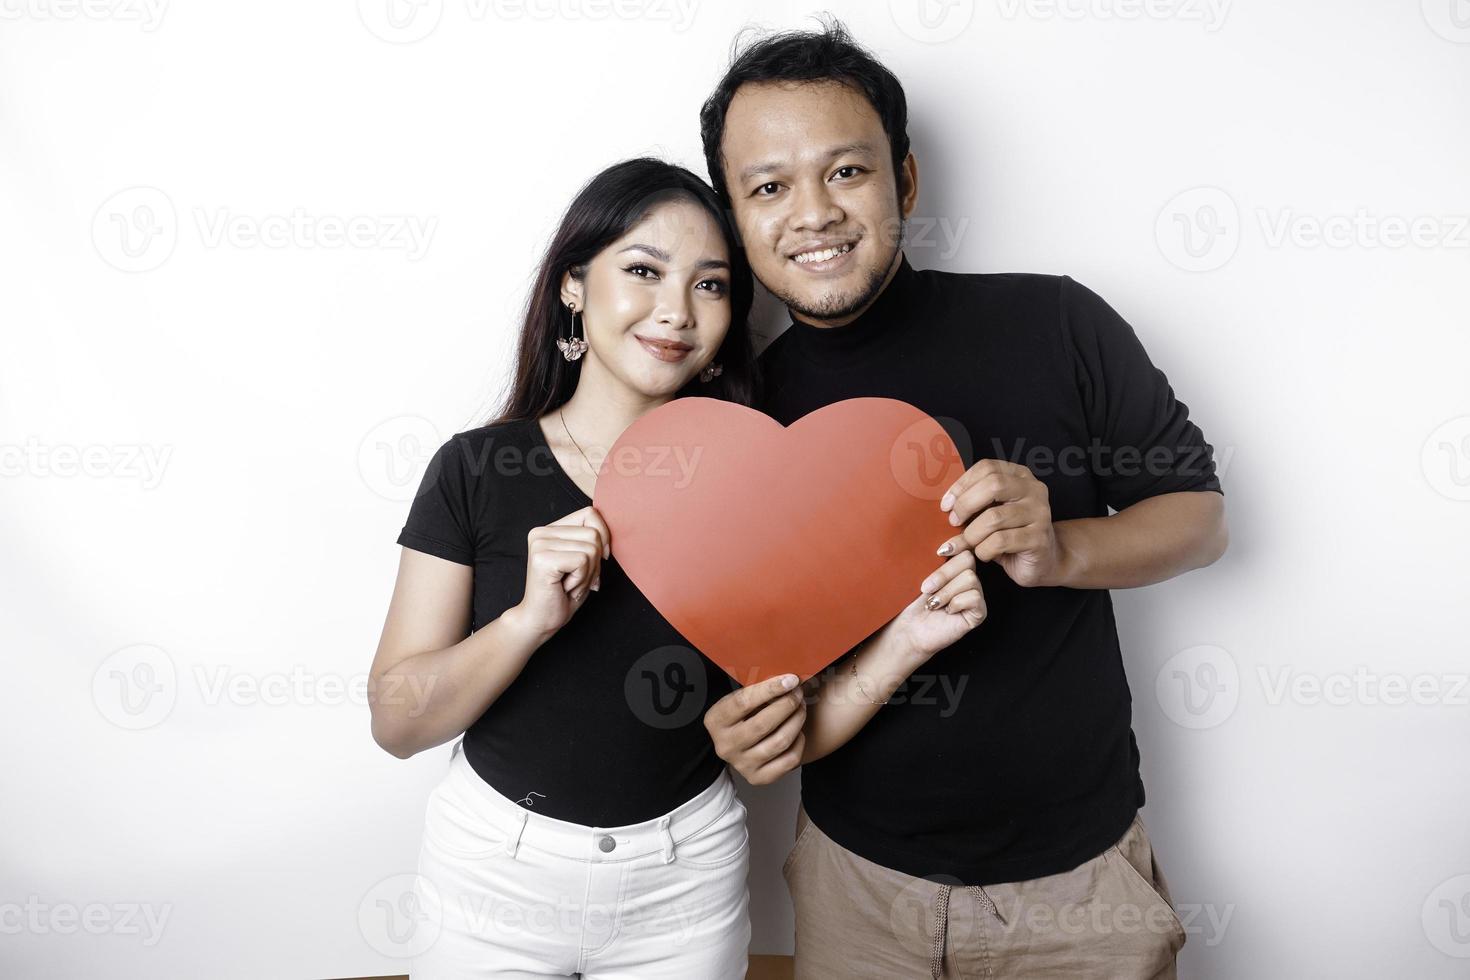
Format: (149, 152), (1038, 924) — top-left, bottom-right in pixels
(937, 542), (955, 556)
(591, 578), (600, 592)
(925, 596), (942, 611)
(940, 492), (954, 512)
(781, 674), (797, 689)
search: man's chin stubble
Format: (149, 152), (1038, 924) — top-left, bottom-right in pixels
(774, 252), (894, 324)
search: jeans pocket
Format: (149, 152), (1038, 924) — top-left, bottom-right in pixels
(1106, 828), (1187, 952)
(421, 779), (512, 861)
(674, 797), (750, 870)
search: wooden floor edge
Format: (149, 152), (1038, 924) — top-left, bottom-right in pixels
(338, 953), (795, 980)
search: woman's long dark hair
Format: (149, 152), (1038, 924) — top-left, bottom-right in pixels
(490, 158), (757, 425)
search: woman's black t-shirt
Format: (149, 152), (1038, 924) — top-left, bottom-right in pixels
(396, 416), (735, 827)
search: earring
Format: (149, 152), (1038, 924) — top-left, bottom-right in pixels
(699, 362), (723, 383)
(557, 303), (589, 361)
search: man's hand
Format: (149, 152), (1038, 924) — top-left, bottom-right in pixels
(937, 459), (1065, 588)
(703, 674), (806, 786)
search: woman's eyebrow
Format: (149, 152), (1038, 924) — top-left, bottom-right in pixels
(618, 243), (671, 261)
(618, 244), (730, 272)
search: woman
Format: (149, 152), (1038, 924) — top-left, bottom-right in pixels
(368, 158), (983, 978)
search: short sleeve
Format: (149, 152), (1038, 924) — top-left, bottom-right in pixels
(1059, 276), (1223, 512)
(396, 436), (476, 565)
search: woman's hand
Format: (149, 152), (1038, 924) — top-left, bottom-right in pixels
(881, 549), (987, 663)
(508, 505), (611, 641)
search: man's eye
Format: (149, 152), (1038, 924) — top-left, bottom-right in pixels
(754, 182), (781, 197)
(833, 166), (863, 180)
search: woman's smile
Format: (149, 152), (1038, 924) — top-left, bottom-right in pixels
(634, 333), (695, 363)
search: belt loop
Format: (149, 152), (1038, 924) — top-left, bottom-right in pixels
(504, 809), (528, 860)
(658, 815), (675, 865)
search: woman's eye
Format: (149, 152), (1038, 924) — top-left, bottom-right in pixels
(697, 279), (728, 295)
(626, 264), (658, 279)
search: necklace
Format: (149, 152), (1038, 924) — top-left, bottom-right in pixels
(558, 406), (598, 479)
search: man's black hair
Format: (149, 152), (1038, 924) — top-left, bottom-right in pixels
(699, 17), (911, 203)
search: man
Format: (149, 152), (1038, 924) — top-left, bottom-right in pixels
(699, 22), (1227, 980)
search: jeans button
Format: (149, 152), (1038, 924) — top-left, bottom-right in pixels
(598, 834), (616, 853)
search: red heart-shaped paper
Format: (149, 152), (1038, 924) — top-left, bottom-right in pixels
(594, 397), (965, 684)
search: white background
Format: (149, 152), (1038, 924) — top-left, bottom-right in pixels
(2, 1), (1468, 977)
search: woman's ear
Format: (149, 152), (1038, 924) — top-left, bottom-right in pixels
(559, 270), (585, 311)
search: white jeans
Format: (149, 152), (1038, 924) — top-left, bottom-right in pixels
(410, 741), (750, 979)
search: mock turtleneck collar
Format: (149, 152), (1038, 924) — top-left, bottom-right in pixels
(786, 252), (918, 362)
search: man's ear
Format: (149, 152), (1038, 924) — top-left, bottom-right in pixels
(898, 152), (920, 219)
(558, 269), (585, 310)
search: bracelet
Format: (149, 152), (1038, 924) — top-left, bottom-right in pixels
(850, 656), (890, 705)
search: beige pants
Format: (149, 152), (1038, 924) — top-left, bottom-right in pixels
(783, 807), (1185, 979)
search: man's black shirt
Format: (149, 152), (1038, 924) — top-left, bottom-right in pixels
(757, 253), (1222, 884)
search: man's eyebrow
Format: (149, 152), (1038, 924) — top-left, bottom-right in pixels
(617, 243), (730, 272)
(737, 142), (880, 183)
